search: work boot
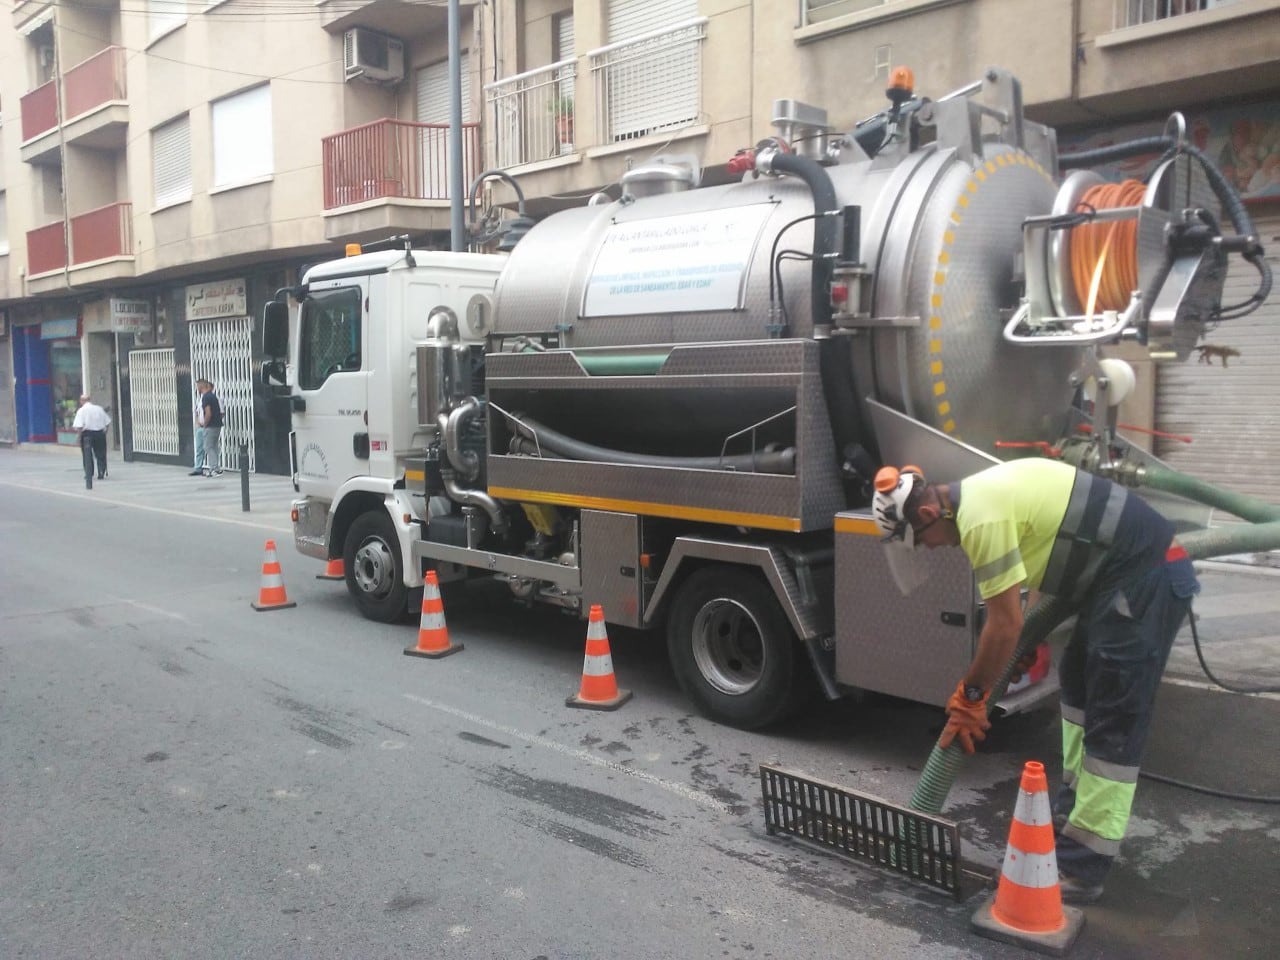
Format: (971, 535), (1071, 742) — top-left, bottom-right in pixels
(1058, 873), (1105, 905)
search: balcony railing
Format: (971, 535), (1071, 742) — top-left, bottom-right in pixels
(64, 46), (127, 121)
(485, 60), (577, 168)
(1115, 0), (1238, 27)
(70, 202), (133, 264)
(20, 80), (59, 142)
(321, 118), (481, 209)
(28, 222), (67, 275)
(589, 18), (707, 144)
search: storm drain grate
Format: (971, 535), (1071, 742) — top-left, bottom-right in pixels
(760, 764), (963, 899)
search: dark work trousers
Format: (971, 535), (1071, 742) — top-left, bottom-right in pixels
(1053, 554), (1199, 886)
(81, 429), (108, 479)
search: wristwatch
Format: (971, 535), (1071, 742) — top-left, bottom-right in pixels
(962, 683), (985, 702)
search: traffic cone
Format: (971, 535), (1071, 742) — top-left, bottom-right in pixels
(250, 539), (297, 611)
(971, 761), (1085, 956)
(404, 571), (463, 659)
(566, 605), (632, 710)
(316, 558), (345, 581)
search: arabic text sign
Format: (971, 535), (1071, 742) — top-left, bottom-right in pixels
(583, 205), (774, 317)
(187, 279), (247, 319)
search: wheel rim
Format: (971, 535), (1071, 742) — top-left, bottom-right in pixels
(690, 598), (766, 696)
(352, 536), (396, 600)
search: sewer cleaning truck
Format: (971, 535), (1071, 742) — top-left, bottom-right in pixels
(261, 67), (1274, 730)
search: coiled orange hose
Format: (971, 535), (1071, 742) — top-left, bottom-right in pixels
(1069, 179), (1146, 315)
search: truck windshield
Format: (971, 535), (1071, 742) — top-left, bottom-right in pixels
(298, 286), (362, 390)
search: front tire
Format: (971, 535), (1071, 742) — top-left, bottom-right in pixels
(344, 510), (409, 623)
(665, 566), (803, 730)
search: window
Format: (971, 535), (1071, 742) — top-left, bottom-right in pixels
(147, 0), (187, 42)
(212, 84), (273, 188)
(298, 287), (362, 390)
(0, 191), (9, 256)
(152, 114), (191, 208)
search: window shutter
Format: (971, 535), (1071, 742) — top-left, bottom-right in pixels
(608, 0), (696, 41)
(212, 84), (273, 187)
(416, 52), (473, 123)
(152, 115), (191, 207)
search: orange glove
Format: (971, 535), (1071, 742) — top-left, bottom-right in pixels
(939, 681), (992, 754)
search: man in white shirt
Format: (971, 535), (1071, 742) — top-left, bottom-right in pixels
(72, 394), (112, 486)
(189, 381), (207, 476)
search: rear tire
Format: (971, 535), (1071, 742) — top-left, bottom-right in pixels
(665, 566), (803, 730)
(344, 510), (409, 623)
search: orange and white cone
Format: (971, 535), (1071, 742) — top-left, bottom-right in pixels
(316, 558), (344, 581)
(566, 605), (631, 710)
(971, 760), (1085, 956)
(404, 571), (463, 659)
(250, 539), (297, 611)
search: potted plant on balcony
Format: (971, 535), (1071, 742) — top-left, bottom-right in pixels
(549, 94), (574, 154)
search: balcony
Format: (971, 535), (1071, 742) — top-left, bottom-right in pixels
(27, 203), (135, 292)
(20, 79), (58, 143)
(63, 46), (129, 149)
(1114, 0), (1242, 28)
(589, 18), (707, 146)
(321, 118), (481, 241)
(485, 60), (577, 168)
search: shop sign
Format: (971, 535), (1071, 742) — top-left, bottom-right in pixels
(187, 279), (247, 319)
(41, 317), (79, 340)
(111, 299), (152, 334)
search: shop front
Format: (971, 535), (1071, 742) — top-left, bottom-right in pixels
(13, 314), (81, 445)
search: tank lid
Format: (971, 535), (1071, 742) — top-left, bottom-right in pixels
(621, 153), (701, 199)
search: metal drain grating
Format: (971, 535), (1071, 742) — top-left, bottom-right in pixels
(760, 764), (963, 898)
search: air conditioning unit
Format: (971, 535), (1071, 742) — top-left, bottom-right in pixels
(343, 28), (405, 84)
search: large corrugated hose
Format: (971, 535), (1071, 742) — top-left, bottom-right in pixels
(908, 462), (1280, 816)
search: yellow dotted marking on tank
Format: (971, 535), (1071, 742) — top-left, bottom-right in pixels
(927, 149), (1043, 437)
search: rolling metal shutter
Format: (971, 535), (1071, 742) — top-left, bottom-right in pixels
(608, 0), (697, 41)
(1155, 213), (1280, 504)
(152, 115), (191, 207)
(416, 52), (474, 122)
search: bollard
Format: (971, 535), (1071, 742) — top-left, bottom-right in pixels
(239, 442), (250, 512)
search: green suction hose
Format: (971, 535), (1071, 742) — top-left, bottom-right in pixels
(906, 460), (1280, 818)
(909, 595), (1077, 814)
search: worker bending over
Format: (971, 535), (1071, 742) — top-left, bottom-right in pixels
(873, 457), (1199, 904)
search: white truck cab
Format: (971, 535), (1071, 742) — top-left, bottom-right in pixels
(262, 245), (506, 620)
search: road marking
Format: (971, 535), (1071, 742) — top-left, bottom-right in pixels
(0, 479), (292, 533)
(1161, 676), (1280, 700)
(402, 692), (732, 814)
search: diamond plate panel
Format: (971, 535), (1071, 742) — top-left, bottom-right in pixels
(834, 512), (977, 707)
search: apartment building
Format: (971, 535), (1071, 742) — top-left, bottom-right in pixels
(2, 0), (1278, 486)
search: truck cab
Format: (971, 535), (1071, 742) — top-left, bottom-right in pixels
(263, 246), (505, 620)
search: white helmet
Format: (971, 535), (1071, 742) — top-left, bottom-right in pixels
(872, 464), (925, 548)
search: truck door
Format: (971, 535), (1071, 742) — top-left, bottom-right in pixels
(293, 283), (369, 494)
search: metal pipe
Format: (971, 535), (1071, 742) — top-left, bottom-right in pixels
(444, 397), (482, 480)
(447, 0), (464, 251)
(441, 467), (508, 535)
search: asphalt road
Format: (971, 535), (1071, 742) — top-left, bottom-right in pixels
(1, 448), (1277, 959)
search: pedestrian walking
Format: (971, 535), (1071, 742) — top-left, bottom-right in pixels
(873, 457), (1199, 905)
(72, 394), (112, 484)
(189, 380), (207, 476)
(197, 378), (224, 477)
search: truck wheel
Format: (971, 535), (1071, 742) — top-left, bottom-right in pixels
(666, 566), (802, 730)
(344, 510), (408, 623)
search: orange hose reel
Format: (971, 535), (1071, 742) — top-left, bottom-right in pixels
(1068, 179), (1146, 315)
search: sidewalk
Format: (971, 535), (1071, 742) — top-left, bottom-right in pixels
(0, 442), (296, 535)
(2, 443), (1277, 691)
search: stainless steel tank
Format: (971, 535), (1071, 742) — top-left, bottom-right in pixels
(492, 140), (1084, 457)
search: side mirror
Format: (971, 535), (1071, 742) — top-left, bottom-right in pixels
(262, 300), (289, 358)
(261, 359), (288, 388)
